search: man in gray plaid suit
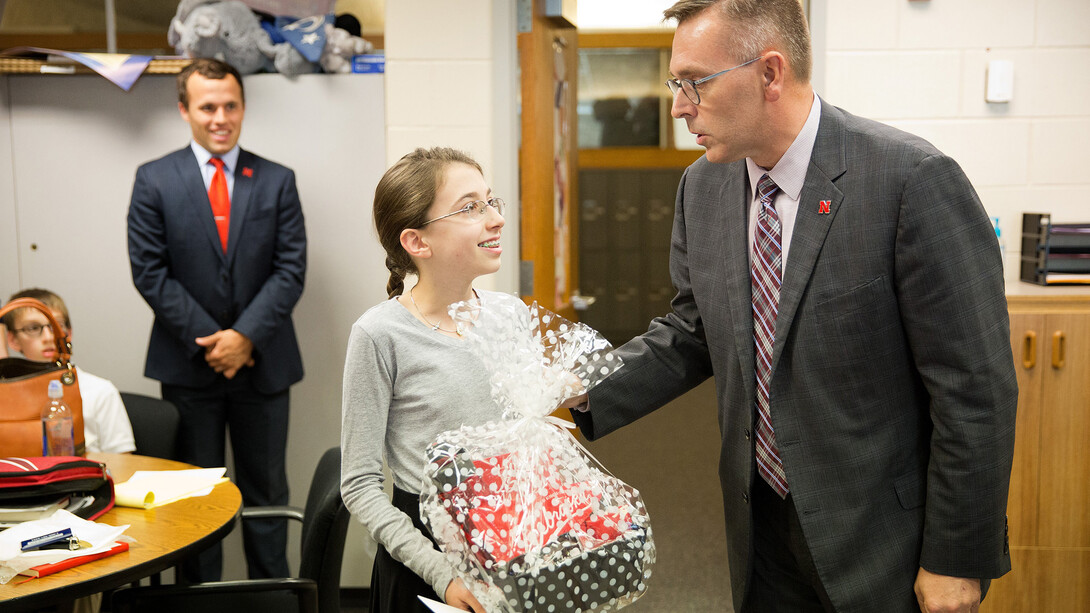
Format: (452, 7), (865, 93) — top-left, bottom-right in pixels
(568, 1), (1017, 612)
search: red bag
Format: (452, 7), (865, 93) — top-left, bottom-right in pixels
(0, 456), (115, 521)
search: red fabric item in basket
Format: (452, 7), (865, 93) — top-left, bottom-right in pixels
(441, 453), (630, 565)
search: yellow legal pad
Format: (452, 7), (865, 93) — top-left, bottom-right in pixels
(114, 468), (229, 509)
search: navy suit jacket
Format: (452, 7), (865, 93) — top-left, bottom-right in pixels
(128, 146), (306, 394)
(576, 102), (1017, 612)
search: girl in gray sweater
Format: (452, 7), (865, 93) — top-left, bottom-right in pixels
(341, 147), (523, 613)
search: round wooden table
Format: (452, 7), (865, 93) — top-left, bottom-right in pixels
(0, 453), (241, 612)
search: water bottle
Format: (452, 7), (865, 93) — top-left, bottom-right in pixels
(42, 379), (75, 456)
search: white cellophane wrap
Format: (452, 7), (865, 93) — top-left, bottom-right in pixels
(419, 300), (655, 612)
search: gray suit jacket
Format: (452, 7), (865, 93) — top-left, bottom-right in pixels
(576, 101), (1017, 612)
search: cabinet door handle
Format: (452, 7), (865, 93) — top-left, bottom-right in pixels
(1022, 331), (1037, 369)
(1051, 331), (1065, 369)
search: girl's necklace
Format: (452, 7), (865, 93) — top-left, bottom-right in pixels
(409, 286), (474, 336)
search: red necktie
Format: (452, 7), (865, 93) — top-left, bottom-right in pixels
(208, 158), (230, 253)
(751, 173), (789, 498)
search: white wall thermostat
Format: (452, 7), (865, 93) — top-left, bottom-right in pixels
(986, 60), (1015, 104)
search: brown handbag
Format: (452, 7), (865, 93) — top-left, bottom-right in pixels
(0, 298), (85, 456)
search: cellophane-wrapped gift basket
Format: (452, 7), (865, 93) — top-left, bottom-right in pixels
(420, 300), (655, 612)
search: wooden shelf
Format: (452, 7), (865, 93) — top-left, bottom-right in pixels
(579, 31), (674, 49)
(0, 56), (191, 75)
(579, 147), (701, 169)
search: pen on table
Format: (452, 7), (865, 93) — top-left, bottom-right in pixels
(20, 528), (84, 551)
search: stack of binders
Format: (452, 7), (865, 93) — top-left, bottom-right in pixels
(1020, 212), (1090, 285)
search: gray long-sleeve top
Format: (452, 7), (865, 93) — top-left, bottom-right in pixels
(340, 290), (524, 599)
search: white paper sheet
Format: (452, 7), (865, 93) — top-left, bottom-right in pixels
(418, 596), (469, 612)
(0, 509), (129, 583)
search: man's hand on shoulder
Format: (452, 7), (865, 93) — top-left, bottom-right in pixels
(914, 567), (980, 613)
(558, 392), (589, 412)
(195, 329), (255, 379)
(556, 372), (589, 412)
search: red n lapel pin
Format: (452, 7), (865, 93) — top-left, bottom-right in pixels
(242, 167), (253, 178)
(818, 200), (831, 214)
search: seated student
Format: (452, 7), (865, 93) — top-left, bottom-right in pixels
(3, 288), (136, 454)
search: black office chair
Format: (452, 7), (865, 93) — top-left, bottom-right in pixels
(111, 447), (350, 613)
(119, 392), (180, 460)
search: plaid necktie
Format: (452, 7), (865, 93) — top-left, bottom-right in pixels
(751, 173), (789, 498)
(208, 157), (230, 253)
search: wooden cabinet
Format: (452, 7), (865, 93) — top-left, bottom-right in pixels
(983, 287), (1090, 612)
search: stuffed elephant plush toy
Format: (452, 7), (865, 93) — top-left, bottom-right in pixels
(169, 0), (314, 76)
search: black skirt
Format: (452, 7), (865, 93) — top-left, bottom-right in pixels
(369, 487), (445, 613)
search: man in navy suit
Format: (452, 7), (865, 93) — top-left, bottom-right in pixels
(127, 58), (306, 581)
(567, 1), (1016, 612)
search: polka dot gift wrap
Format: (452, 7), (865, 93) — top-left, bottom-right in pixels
(420, 300), (656, 612)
